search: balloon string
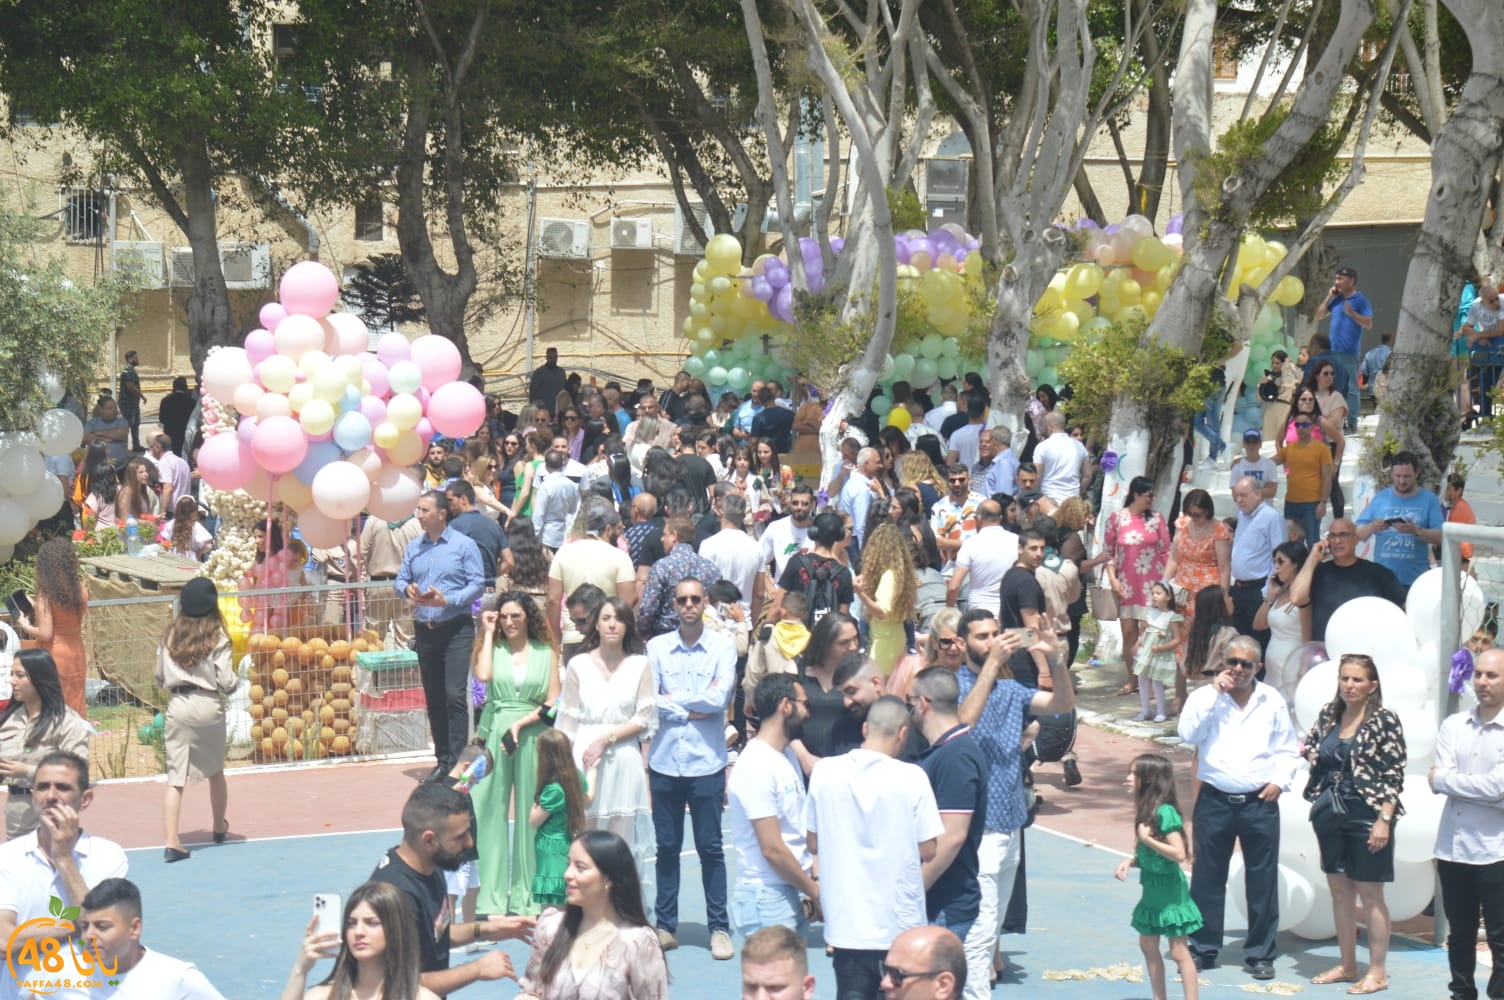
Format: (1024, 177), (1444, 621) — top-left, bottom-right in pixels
(349, 516), (362, 639)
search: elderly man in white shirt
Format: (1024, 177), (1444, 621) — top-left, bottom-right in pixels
(1431, 648), (1504, 1000)
(1032, 410), (1088, 503)
(1177, 636), (1300, 982)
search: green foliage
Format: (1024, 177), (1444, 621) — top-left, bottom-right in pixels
(887, 188), (927, 233)
(1057, 313), (1218, 439)
(0, 188), (123, 433)
(792, 294), (872, 395)
(1190, 105), (1344, 229)
(342, 254), (425, 331)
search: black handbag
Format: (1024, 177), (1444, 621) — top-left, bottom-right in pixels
(1308, 781), (1349, 834)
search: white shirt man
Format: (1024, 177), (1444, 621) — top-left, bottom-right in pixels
(0, 754), (129, 1000)
(147, 435), (193, 512)
(1033, 410), (1088, 503)
(925, 388), (958, 433)
(700, 494), (765, 615)
(806, 697), (943, 995)
(946, 501), (1018, 612)
(1229, 429), (1279, 501)
(760, 489), (814, 581)
(530, 449), (579, 550)
(729, 675), (819, 938)
(74, 877), (225, 998)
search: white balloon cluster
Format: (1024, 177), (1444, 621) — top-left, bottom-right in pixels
(1275, 568), (1484, 939)
(0, 400), (83, 561)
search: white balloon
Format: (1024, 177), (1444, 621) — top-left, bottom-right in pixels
(1394, 703), (1438, 772)
(39, 369), (65, 404)
(1387, 859), (1437, 921)
(1324, 597), (1416, 673)
(1290, 894), (1339, 940)
(202, 347), (254, 404)
(0, 498), (29, 545)
(0, 445), (44, 497)
(1396, 772), (1445, 863)
(226, 708), (253, 745)
(1229, 856), (1316, 931)
(1408, 567), (1487, 648)
(19, 473), (64, 521)
(36, 409), (84, 456)
(1295, 661), (1339, 731)
(1382, 661), (1430, 707)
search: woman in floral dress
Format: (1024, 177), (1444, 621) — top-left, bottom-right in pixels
(1162, 488), (1230, 709)
(1104, 476), (1172, 695)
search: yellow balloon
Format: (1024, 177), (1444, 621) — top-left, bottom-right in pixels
(1131, 237), (1166, 272)
(1066, 298), (1097, 324)
(387, 393), (422, 430)
(1243, 266), (1270, 290)
(1034, 286), (1063, 316)
(1156, 262), (1180, 290)
(1054, 311), (1082, 342)
(1274, 275), (1306, 307)
(373, 421), (400, 450)
(300, 398), (336, 436)
(1066, 263), (1104, 298)
(705, 233), (743, 275)
(1142, 290), (1163, 317)
(887, 407), (913, 431)
(387, 430), (425, 466)
(287, 382), (315, 415)
(1118, 279), (1142, 306)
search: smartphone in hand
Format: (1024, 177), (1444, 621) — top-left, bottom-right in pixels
(313, 893), (342, 937)
(501, 731), (518, 756)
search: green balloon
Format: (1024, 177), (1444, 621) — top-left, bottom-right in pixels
(138, 724), (155, 744)
(683, 356), (706, 378)
(152, 712), (165, 731)
(1038, 365), (1058, 387)
(702, 349), (721, 368)
(871, 396), (893, 417)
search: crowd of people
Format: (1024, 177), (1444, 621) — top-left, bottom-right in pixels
(4, 264), (1504, 999)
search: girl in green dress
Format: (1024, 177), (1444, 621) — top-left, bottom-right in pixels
(473, 591), (560, 916)
(530, 729), (591, 909)
(1114, 753), (1202, 1000)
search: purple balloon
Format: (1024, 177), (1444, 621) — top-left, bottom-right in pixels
(909, 238), (935, 260)
(244, 328), (276, 365)
(1104, 223), (1120, 235)
(807, 269), (825, 294)
(829, 237), (845, 254)
(895, 237), (911, 265)
(361, 354), (390, 398)
(1165, 214), (1185, 236)
(771, 285), (795, 323)
(359, 395), (387, 425)
(415, 417), (434, 443)
(236, 418), (258, 447)
(750, 276), (773, 302)
(764, 259), (790, 289)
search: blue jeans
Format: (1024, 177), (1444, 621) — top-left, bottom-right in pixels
(1334, 352), (1360, 427)
(1479, 357), (1502, 418)
(651, 769), (729, 934)
(1283, 499), (1320, 547)
(1193, 390), (1226, 458)
(732, 881), (808, 938)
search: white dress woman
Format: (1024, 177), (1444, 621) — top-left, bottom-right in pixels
(557, 649), (658, 922)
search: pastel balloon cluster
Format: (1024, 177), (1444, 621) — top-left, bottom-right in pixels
(196, 261), (485, 547)
(1273, 572), (1485, 940)
(681, 227), (987, 398)
(0, 406), (78, 557)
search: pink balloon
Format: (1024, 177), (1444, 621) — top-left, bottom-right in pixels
(273, 313), (325, 362)
(319, 317), (340, 355)
(427, 382), (486, 437)
(367, 464), (423, 521)
(312, 461), (373, 520)
(358, 395), (387, 425)
(414, 386), (431, 409)
(297, 506), (350, 549)
(236, 417), (259, 447)
(198, 434), (253, 491)
(243, 468), (275, 502)
(244, 327), (276, 364)
(360, 356), (390, 398)
(410, 335), (463, 392)
(279, 260), (340, 318)
(259, 302), (288, 330)
(347, 446), (383, 479)
(251, 415), (310, 474)
(376, 332), (411, 367)
(327, 313), (371, 357)
(415, 418), (434, 443)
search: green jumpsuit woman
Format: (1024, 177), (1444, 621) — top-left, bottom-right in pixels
(471, 591), (560, 916)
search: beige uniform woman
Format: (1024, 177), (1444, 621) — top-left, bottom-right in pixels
(0, 649), (91, 836)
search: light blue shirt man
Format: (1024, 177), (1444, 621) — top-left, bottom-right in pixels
(649, 603), (737, 778)
(394, 522), (484, 625)
(838, 447), (880, 547)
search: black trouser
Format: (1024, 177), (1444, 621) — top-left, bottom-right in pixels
(1229, 581), (1269, 666)
(1190, 786), (1280, 964)
(1439, 858), (1504, 1000)
(414, 615), (474, 769)
(1002, 829), (1028, 934)
(121, 405), (141, 451)
(832, 947), (886, 1000)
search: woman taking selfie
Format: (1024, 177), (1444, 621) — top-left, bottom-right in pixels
(157, 578), (238, 862)
(0, 650), (91, 836)
(280, 880), (442, 999)
(517, 831), (667, 1000)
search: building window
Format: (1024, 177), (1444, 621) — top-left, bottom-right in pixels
(63, 189), (106, 243)
(355, 200), (384, 241)
(1213, 37), (1240, 81)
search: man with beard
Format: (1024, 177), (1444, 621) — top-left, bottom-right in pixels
(371, 783), (534, 993)
(762, 485), (816, 583)
(728, 674), (820, 938)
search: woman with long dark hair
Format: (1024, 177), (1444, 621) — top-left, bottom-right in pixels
(790, 610), (863, 775)
(1104, 476), (1171, 695)
(0, 650), (90, 836)
(557, 597), (657, 921)
(501, 520), (551, 609)
(1255, 540), (1312, 705)
(517, 831), (668, 1000)
(116, 457), (160, 521)
(1302, 654), (1405, 994)
(497, 433), (524, 511)
(15, 537), (91, 717)
(83, 461), (122, 529)
(473, 591), (560, 916)
(1023, 383), (1059, 462)
(281, 880), (439, 1000)
(160, 495), (214, 560)
(1304, 361), (1349, 519)
(157, 578), (237, 862)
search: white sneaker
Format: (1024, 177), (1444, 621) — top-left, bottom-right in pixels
(710, 929), (734, 960)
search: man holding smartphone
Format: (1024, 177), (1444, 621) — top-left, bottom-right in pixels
(1287, 518), (1408, 643)
(1314, 267), (1371, 430)
(1353, 451), (1445, 586)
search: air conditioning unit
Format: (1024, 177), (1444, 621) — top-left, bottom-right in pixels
(674, 202), (713, 256)
(610, 218), (653, 251)
(110, 241), (165, 289)
(537, 218), (590, 260)
(168, 242), (273, 289)
(220, 241), (272, 289)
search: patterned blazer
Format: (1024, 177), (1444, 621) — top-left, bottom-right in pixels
(1301, 702), (1407, 817)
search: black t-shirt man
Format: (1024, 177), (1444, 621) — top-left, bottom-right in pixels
(918, 724), (988, 926)
(678, 452), (717, 517)
(371, 847), (451, 972)
(1308, 558), (1407, 645)
(1000, 565), (1045, 688)
(449, 508), (508, 580)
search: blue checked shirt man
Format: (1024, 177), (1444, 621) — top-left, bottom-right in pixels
(396, 491), (485, 781)
(647, 577), (737, 956)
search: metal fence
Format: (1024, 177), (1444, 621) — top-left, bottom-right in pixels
(84, 579), (432, 777)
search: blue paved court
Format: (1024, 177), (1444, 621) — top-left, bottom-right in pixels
(127, 824), (1449, 997)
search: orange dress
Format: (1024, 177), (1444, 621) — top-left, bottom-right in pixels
(44, 601), (89, 719)
(1168, 514), (1229, 635)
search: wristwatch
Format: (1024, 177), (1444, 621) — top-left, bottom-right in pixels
(1379, 810), (1393, 822)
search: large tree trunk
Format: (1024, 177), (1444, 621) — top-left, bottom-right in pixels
(179, 142), (234, 375)
(988, 229), (1071, 440)
(1377, 0), (1504, 486)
